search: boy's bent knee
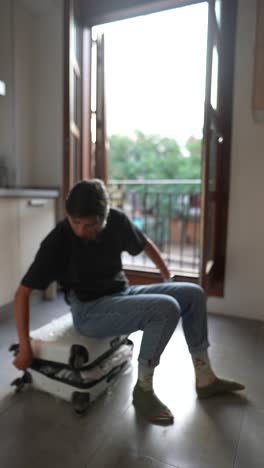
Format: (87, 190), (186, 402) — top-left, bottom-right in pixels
(181, 283), (206, 302)
(158, 296), (181, 324)
(191, 284), (206, 302)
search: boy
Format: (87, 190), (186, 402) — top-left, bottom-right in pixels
(14, 179), (244, 424)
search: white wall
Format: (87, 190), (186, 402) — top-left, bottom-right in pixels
(32, 1), (63, 187)
(13, 1), (34, 186)
(0, 0), (63, 188)
(0, 0), (16, 184)
(208, 0), (264, 321)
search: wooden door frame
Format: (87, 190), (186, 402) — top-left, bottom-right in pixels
(63, 0), (92, 209)
(63, 0), (70, 208)
(79, 0), (205, 27)
(201, 0), (238, 296)
(64, 0), (238, 295)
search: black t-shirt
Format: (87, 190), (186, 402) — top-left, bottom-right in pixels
(21, 208), (147, 301)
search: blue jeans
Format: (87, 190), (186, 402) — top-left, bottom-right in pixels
(69, 282), (209, 368)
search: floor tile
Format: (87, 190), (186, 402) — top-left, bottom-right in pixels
(234, 406), (264, 468)
(1, 296), (264, 468)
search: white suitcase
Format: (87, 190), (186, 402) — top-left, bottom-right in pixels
(30, 313), (129, 369)
(10, 314), (133, 414)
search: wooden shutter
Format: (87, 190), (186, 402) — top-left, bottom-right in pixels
(63, 0), (92, 200)
(200, 0), (238, 296)
(93, 32), (108, 184)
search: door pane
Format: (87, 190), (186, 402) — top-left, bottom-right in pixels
(215, 0), (221, 27)
(210, 46), (219, 110)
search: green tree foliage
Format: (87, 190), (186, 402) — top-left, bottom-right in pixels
(109, 131), (202, 181)
(108, 132), (202, 244)
(184, 136), (202, 179)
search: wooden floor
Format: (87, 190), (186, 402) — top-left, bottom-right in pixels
(1, 294), (264, 468)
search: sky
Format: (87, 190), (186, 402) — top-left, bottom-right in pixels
(94, 3), (208, 147)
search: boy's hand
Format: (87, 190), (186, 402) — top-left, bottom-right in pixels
(13, 344), (33, 370)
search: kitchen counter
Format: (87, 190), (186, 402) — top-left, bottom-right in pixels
(0, 187), (60, 198)
(0, 190), (59, 305)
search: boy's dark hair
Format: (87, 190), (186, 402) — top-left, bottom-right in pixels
(65, 179), (109, 220)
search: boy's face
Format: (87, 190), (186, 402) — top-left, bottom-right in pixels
(67, 215), (105, 241)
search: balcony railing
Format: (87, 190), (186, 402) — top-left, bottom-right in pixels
(108, 179), (201, 274)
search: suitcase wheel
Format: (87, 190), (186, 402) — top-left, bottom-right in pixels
(72, 391), (90, 415)
(11, 377), (24, 392)
(9, 344), (19, 355)
(11, 371), (32, 392)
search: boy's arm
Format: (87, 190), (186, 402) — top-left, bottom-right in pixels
(143, 237), (171, 281)
(13, 285), (34, 370)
